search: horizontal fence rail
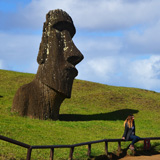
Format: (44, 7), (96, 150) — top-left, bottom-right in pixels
(0, 135), (30, 148)
(0, 135), (160, 160)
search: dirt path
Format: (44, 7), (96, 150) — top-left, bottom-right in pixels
(119, 154), (160, 160)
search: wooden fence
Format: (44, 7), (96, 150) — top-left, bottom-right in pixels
(0, 135), (160, 160)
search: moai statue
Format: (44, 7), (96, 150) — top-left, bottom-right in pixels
(11, 9), (84, 120)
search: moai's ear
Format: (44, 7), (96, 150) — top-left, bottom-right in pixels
(37, 23), (48, 64)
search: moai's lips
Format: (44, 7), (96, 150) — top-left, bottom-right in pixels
(65, 64), (78, 78)
(65, 54), (83, 78)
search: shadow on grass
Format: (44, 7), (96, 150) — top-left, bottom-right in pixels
(59, 109), (139, 121)
(87, 143), (160, 160)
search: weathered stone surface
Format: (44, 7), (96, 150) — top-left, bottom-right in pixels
(11, 9), (84, 120)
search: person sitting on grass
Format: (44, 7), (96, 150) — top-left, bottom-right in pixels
(122, 114), (141, 150)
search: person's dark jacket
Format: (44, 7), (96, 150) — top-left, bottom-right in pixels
(122, 121), (135, 140)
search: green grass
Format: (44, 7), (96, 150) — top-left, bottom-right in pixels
(0, 69), (160, 159)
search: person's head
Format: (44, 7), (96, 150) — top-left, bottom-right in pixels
(124, 114), (134, 128)
(36, 9), (84, 98)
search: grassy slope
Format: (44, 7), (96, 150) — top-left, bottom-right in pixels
(0, 69), (160, 159)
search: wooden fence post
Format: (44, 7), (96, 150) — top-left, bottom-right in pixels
(87, 144), (91, 157)
(105, 141), (108, 156)
(69, 147), (74, 160)
(118, 141), (121, 152)
(50, 148), (54, 160)
(26, 147), (32, 160)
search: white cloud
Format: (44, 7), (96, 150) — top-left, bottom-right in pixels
(0, 32), (40, 73)
(74, 0), (160, 31)
(77, 55), (160, 92)
(124, 56), (160, 91)
(74, 36), (122, 59)
(88, 57), (116, 76)
(125, 20), (160, 54)
(77, 56), (127, 84)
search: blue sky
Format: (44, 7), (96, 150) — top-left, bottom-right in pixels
(1, 0), (160, 92)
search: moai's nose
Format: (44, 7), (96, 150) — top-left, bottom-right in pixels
(64, 40), (84, 66)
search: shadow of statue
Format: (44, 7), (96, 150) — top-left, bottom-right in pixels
(59, 109), (139, 121)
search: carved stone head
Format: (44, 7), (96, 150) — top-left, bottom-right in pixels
(36, 9), (84, 98)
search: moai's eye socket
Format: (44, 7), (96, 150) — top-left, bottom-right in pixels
(52, 21), (75, 38)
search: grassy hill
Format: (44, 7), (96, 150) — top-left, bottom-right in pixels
(0, 69), (160, 159)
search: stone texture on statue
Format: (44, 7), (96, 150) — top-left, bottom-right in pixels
(11, 9), (84, 120)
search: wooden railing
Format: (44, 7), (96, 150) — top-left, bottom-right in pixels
(0, 135), (160, 160)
